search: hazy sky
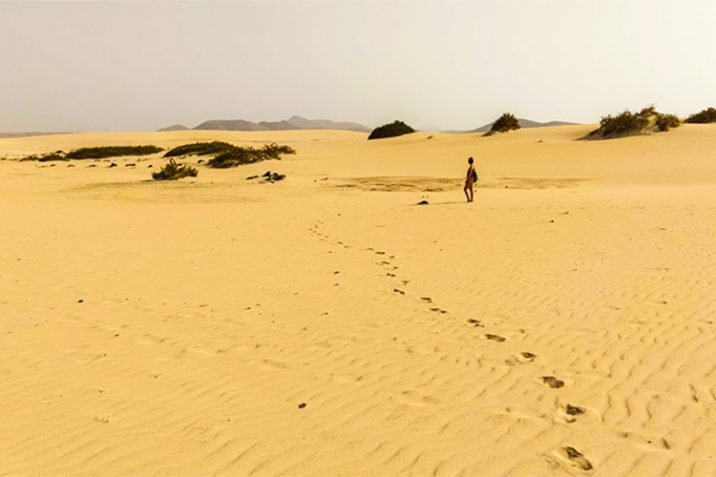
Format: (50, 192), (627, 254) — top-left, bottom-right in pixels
(1, 0), (715, 132)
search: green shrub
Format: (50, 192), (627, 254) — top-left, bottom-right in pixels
(485, 113), (520, 136)
(65, 145), (162, 159)
(587, 106), (679, 139)
(207, 143), (296, 168)
(686, 107), (716, 124)
(656, 114), (681, 132)
(163, 141), (236, 158)
(20, 151), (67, 162)
(368, 120), (415, 140)
(151, 159), (198, 180)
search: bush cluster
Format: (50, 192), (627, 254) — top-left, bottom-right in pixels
(65, 145), (162, 159)
(368, 121), (415, 140)
(686, 107), (716, 124)
(656, 114), (681, 132)
(163, 141), (236, 157)
(485, 113), (521, 136)
(151, 159), (198, 180)
(20, 151), (67, 162)
(587, 106), (680, 139)
(206, 143), (296, 168)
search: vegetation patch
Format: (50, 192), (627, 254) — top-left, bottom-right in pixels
(20, 151), (67, 162)
(586, 106), (680, 139)
(686, 107), (716, 124)
(65, 145), (163, 159)
(484, 113), (521, 136)
(206, 143), (296, 168)
(163, 141), (236, 158)
(368, 120), (415, 140)
(151, 159), (198, 180)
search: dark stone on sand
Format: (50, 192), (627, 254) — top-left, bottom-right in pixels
(486, 334), (506, 342)
(78, 299), (84, 303)
(541, 376), (565, 388)
(298, 402), (307, 409)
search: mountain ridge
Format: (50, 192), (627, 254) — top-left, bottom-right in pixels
(158, 116), (371, 133)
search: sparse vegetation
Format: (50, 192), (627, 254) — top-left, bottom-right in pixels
(65, 145), (162, 159)
(163, 141), (236, 158)
(484, 113), (521, 136)
(587, 106), (680, 139)
(686, 107), (716, 124)
(151, 159), (198, 180)
(656, 114), (680, 132)
(368, 120), (415, 140)
(20, 151), (67, 162)
(206, 143), (296, 168)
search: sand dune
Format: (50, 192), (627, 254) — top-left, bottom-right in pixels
(1, 125), (716, 476)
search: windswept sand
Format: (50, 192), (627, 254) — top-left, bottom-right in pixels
(1, 126), (716, 476)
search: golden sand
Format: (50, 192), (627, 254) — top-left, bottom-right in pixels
(1, 125), (715, 476)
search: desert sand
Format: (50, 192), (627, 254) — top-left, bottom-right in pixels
(1, 125), (716, 476)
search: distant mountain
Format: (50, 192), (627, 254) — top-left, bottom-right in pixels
(157, 124), (189, 132)
(193, 119), (266, 131)
(284, 115), (371, 132)
(183, 116), (370, 133)
(468, 118), (578, 133)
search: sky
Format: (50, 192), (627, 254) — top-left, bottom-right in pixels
(1, 0), (715, 132)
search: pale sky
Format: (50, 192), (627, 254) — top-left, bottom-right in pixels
(1, 0), (715, 132)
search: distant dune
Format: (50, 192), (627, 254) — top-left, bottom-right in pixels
(0, 131), (70, 139)
(183, 115), (371, 133)
(465, 118), (578, 133)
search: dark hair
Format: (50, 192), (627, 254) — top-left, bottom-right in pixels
(468, 157), (474, 164)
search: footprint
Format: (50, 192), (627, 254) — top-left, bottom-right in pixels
(467, 319), (483, 327)
(521, 352), (537, 361)
(485, 334), (506, 342)
(566, 404), (585, 416)
(541, 376), (565, 389)
(562, 446), (593, 471)
(393, 288), (406, 295)
(420, 297), (433, 303)
(430, 307), (448, 314)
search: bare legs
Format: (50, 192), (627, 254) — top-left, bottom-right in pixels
(463, 182), (474, 202)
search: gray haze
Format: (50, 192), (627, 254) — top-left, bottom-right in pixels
(1, 0), (715, 132)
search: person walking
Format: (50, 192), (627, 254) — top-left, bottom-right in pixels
(463, 156), (477, 202)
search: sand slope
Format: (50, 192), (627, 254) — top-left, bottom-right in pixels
(1, 126), (716, 476)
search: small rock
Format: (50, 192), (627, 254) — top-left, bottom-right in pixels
(298, 402), (307, 409)
(77, 299), (84, 304)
